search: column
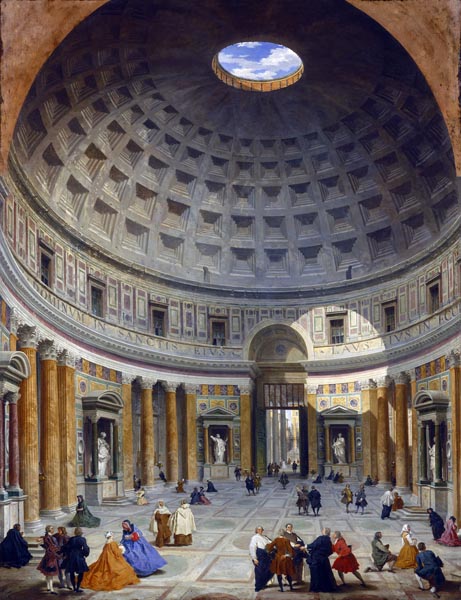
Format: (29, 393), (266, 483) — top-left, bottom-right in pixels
(227, 427), (233, 463)
(0, 392), (5, 499)
(203, 426), (209, 463)
(280, 410), (287, 462)
(164, 382), (179, 481)
(425, 423), (431, 480)
(307, 384), (317, 474)
(272, 410), (280, 464)
(7, 393), (21, 494)
(349, 425), (355, 463)
(410, 370), (418, 494)
(38, 340), (62, 514)
(376, 377), (390, 484)
(121, 375), (134, 491)
(140, 378), (155, 488)
(418, 422), (427, 481)
(17, 325), (40, 528)
(434, 421), (442, 483)
(325, 424), (331, 463)
(266, 411), (272, 464)
(448, 351), (460, 518)
(112, 422), (120, 475)
(57, 350), (76, 511)
(395, 372), (410, 490)
(240, 384), (253, 472)
(184, 384), (197, 480)
(91, 418), (99, 478)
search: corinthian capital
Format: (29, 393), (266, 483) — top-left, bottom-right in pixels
(57, 349), (76, 368)
(183, 383), (197, 395)
(393, 371), (410, 385)
(38, 339), (57, 361)
(239, 381), (254, 395)
(162, 381), (178, 394)
(17, 325), (37, 349)
(140, 377), (156, 390)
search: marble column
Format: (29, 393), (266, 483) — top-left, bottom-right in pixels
(164, 382), (179, 481)
(418, 423), (427, 481)
(395, 372), (410, 489)
(325, 424), (331, 463)
(448, 351), (460, 518)
(57, 350), (76, 511)
(349, 425), (355, 463)
(0, 393), (5, 499)
(376, 377), (390, 484)
(91, 418), (99, 478)
(410, 371), (418, 494)
(121, 375), (134, 491)
(240, 384), (253, 472)
(7, 393), (21, 495)
(360, 380), (377, 477)
(38, 340), (62, 514)
(17, 325), (40, 528)
(272, 410), (280, 465)
(203, 426), (209, 463)
(434, 421), (442, 483)
(280, 410), (287, 462)
(140, 378), (155, 488)
(184, 384), (197, 481)
(307, 385), (317, 473)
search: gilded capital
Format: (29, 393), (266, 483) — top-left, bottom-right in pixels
(239, 382), (254, 395)
(16, 325), (37, 349)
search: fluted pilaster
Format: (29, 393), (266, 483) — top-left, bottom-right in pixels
(38, 340), (61, 513)
(57, 350), (76, 510)
(122, 374), (134, 491)
(184, 383), (197, 480)
(140, 378), (155, 487)
(448, 350), (461, 517)
(360, 379), (377, 478)
(239, 383), (253, 472)
(17, 326), (40, 526)
(163, 382), (178, 481)
(7, 393), (21, 494)
(307, 384), (317, 473)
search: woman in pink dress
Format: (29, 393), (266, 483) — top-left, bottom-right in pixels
(436, 516), (461, 546)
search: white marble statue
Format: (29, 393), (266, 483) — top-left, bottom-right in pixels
(332, 432), (347, 463)
(210, 433), (227, 463)
(98, 431), (111, 477)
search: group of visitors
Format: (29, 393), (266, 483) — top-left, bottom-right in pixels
(427, 508), (461, 546)
(250, 520), (447, 595)
(295, 485), (322, 516)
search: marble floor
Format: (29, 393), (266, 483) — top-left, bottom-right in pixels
(1, 475), (461, 599)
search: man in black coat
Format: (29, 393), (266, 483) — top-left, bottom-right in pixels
(61, 527), (90, 593)
(0, 523), (32, 568)
(308, 486), (322, 516)
(306, 527), (336, 592)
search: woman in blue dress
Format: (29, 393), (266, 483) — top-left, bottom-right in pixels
(120, 520), (167, 577)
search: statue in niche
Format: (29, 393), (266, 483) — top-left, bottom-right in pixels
(210, 433), (227, 463)
(98, 431), (111, 477)
(428, 439), (436, 480)
(332, 432), (347, 463)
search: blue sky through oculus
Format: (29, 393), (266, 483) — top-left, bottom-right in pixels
(218, 42), (302, 81)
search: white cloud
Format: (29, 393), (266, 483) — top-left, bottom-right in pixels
(218, 43), (302, 81)
(236, 42), (261, 48)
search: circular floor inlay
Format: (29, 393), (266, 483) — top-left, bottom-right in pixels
(213, 41), (303, 91)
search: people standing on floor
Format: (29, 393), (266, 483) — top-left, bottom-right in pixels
(266, 528), (295, 592)
(306, 527), (336, 592)
(355, 484), (368, 514)
(36, 525), (60, 595)
(158, 469), (167, 483)
(190, 486), (201, 505)
(380, 488), (394, 520)
(61, 527), (90, 593)
(273, 463), (280, 477)
(136, 487), (149, 505)
(168, 499), (196, 546)
(436, 515), (461, 546)
(331, 530), (366, 587)
(55, 526), (72, 590)
(414, 541), (445, 595)
(0, 523), (32, 569)
(175, 479), (186, 493)
(81, 531), (140, 591)
(279, 471), (289, 489)
(234, 466), (242, 481)
(296, 485), (308, 515)
(392, 490), (404, 511)
(245, 473), (256, 496)
(120, 520), (167, 576)
(340, 483), (353, 513)
(267, 463), (273, 477)
(282, 523), (305, 585)
(254, 473), (262, 494)
(249, 526), (273, 593)
(292, 461), (298, 474)
(69, 495), (101, 528)
(395, 524), (418, 569)
(365, 531), (397, 572)
(308, 485), (322, 516)
(198, 486), (211, 504)
(149, 500), (171, 548)
(427, 508), (445, 540)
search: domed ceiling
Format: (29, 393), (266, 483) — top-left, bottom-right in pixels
(10, 0), (458, 291)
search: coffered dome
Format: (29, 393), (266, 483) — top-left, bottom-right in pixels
(10, 0), (458, 291)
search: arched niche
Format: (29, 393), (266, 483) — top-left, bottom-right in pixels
(82, 390), (124, 504)
(414, 390), (449, 485)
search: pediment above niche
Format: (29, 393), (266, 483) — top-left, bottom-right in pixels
(321, 405), (358, 419)
(200, 406), (235, 419)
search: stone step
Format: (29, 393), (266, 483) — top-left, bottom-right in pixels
(399, 505), (428, 520)
(101, 495), (134, 506)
